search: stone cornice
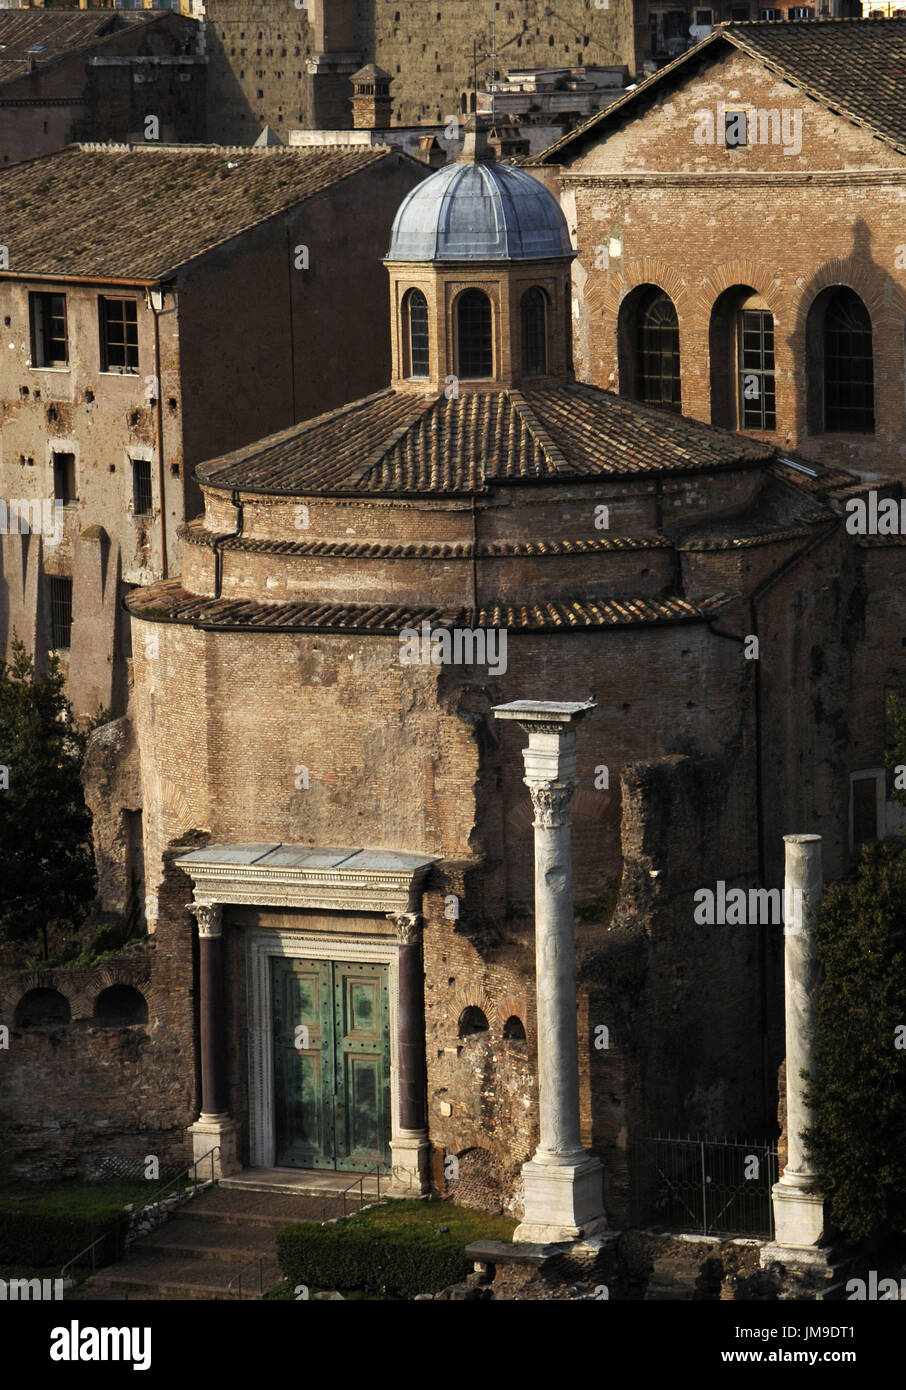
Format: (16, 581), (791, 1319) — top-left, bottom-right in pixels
(562, 170), (906, 189)
(177, 845), (438, 915)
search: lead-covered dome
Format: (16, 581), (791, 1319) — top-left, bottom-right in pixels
(387, 160), (574, 262)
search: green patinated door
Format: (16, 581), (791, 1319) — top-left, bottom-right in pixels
(272, 957), (390, 1172)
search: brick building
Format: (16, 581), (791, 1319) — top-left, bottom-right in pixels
(534, 17), (906, 486)
(200, 0), (635, 141)
(0, 143), (427, 719)
(4, 128), (900, 1225)
(0, 7), (204, 165)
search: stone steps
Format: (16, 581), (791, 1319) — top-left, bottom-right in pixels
(75, 1186), (320, 1302)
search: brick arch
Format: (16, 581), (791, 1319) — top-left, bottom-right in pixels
(793, 259), (905, 337)
(3, 971), (74, 1017)
(64, 960), (153, 1021)
(158, 775), (198, 836)
(495, 992), (530, 1028)
(589, 258), (689, 319)
(695, 261), (782, 320)
(451, 985), (494, 1034)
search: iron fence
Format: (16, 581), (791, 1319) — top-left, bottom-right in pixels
(631, 1135), (778, 1238)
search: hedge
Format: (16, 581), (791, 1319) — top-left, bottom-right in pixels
(276, 1218), (471, 1298)
(0, 1205), (129, 1269)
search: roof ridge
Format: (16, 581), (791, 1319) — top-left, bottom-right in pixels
(506, 390), (573, 476)
(345, 395), (441, 488)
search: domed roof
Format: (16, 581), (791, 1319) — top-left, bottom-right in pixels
(386, 159), (574, 262)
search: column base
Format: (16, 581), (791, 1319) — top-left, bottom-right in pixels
(187, 1114), (240, 1178)
(512, 1154), (607, 1244)
(767, 1172), (825, 1251)
(389, 1132), (431, 1194)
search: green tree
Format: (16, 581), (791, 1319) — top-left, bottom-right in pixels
(0, 640), (96, 959)
(803, 840), (906, 1240)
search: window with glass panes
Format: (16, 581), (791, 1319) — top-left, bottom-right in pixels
(30, 292), (68, 367)
(99, 297), (139, 373)
(132, 458), (153, 515)
(406, 290), (429, 377)
(521, 288), (547, 377)
(457, 289), (492, 378)
(738, 304), (776, 430)
(636, 290), (681, 410)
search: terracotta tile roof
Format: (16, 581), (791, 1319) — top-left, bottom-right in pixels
(126, 580), (733, 632)
(197, 383), (773, 497)
(178, 521), (672, 557)
(675, 472), (836, 550)
(0, 145), (400, 282)
(0, 10), (157, 88)
(535, 19), (906, 163)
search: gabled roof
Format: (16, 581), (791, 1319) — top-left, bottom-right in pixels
(0, 145), (417, 283)
(534, 18), (906, 164)
(197, 382), (773, 496)
(0, 9), (164, 88)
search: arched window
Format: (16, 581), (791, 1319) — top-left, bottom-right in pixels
(636, 288), (681, 410)
(823, 288), (874, 433)
(14, 987), (70, 1028)
(503, 1015), (526, 1041)
(93, 984), (148, 1027)
(404, 288), (429, 378)
(521, 287), (547, 376)
(457, 289), (493, 378)
(737, 294), (776, 430)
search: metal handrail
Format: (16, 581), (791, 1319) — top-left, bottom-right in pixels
(319, 1161), (400, 1222)
(228, 1245), (277, 1300)
(60, 1147), (221, 1285)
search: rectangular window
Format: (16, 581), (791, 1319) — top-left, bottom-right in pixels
(99, 297), (139, 373)
(132, 457), (153, 515)
(30, 291), (68, 367)
(850, 770), (884, 850)
(759, 7), (779, 16)
(49, 575), (72, 651)
(730, 6), (750, 17)
(790, 4), (813, 15)
(695, 9), (713, 20)
(52, 451), (77, 506)
(738, 309), (776, 431)
(724, 109), (747, 147)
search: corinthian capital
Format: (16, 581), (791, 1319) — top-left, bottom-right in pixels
(526, 778), (577, 829)
(191, 901), (223, 939)
(386, 911), (423, 944)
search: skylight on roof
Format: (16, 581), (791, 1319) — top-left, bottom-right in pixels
(27, 45), (46, 54)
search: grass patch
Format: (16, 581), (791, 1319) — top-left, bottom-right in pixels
(276, 1196), (516, 1300)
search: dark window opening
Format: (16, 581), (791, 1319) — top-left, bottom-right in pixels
(52, 451), (77, 505)
(458, 1006), (489, 1037)
(852, 775), (879, 848)
(824, 288), (874, 433)
(14, 988), (70, 1028)
(94, 985), (148, 1027)
(725, 109), (747, 148)
(30, 291), (68, 367)
(521, 287), (547, 376)
(99, 297), (139, 373)
(503, 1015), (526, 1040)
(457, 289), (492, 379)
(49, 574), (72, 650)
(132, 458), (153, 516)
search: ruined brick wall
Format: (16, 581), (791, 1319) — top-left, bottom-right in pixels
(557, 45), (906, 482)
(0, 834), (199, 1184)
(202, 0), (633, 142)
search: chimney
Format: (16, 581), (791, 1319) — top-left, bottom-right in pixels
(350, 64), (392, 129)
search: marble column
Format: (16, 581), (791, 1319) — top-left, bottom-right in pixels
(763, 833), (826, 1261)
(387, 911), (430, 1191)
(187, 901), (239, 1177)
(493, 699), (607, 1243)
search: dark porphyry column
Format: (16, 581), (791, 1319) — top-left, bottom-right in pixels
(388, 911), (430, 1191)
(187, 901), (238, 1176)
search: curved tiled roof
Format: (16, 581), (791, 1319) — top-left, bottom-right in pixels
(126, 580), (734, 634)
(386, 159), (573, 261)
(196, 383), (774, 497)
